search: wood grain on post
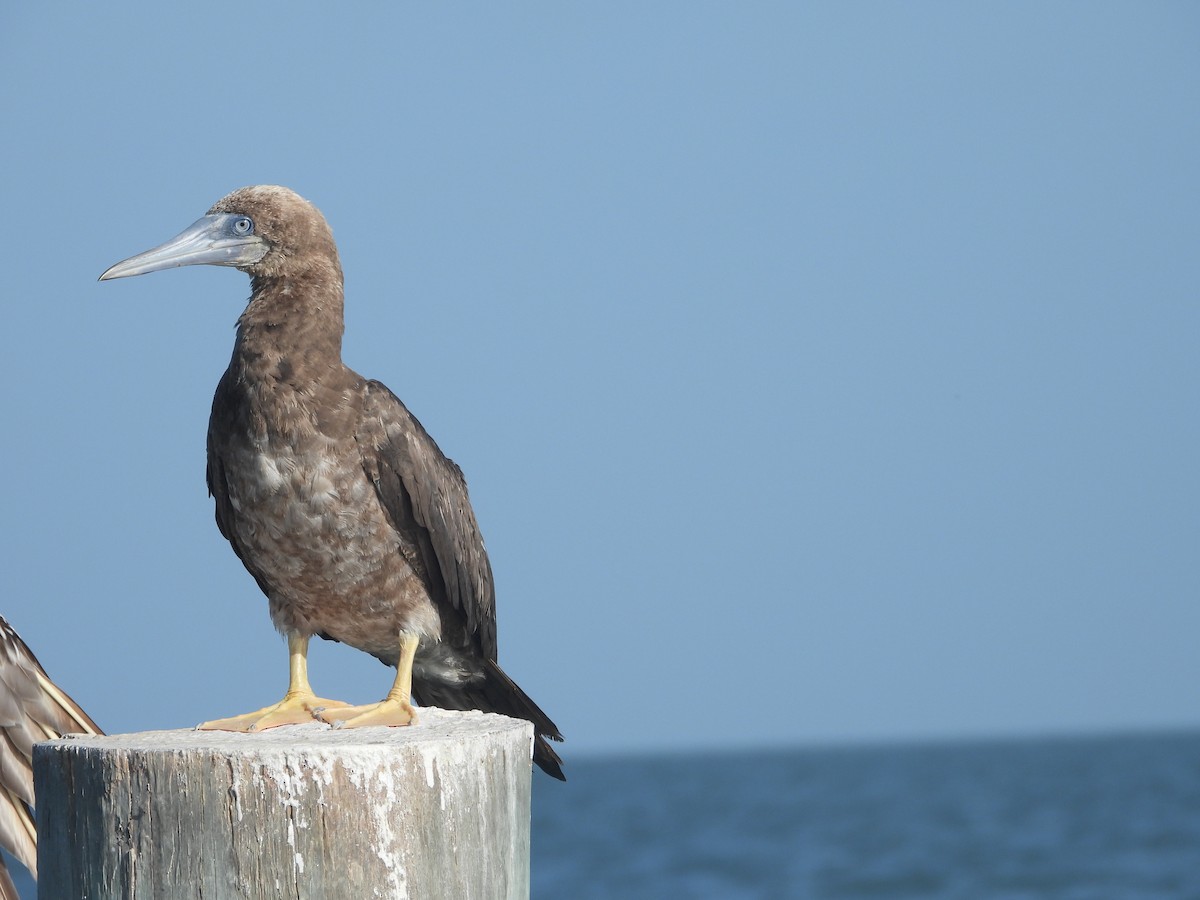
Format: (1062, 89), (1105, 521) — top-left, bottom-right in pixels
(33, 709), (533, 899)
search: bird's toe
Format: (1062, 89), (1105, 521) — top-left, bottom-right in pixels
(197, 693), (352, 732)
(315, 698), (418, 728)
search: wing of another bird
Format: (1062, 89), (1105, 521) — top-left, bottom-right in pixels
(357, 380), (498, 660)
(0, 616), (102, 897)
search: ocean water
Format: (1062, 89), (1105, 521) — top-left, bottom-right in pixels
(532, 731), (1200, 899)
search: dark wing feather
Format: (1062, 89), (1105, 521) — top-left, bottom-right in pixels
(0, 616), (102, 892)
(358, 380), (497, 658)
(357, 382), (565, 780)
(206, 372), (275, 600)
(206, 453), (274, 600)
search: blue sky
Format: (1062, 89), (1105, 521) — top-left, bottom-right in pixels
(1, 4), (1197, 758)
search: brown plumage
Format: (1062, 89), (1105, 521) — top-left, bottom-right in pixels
(101, 186), (563, 779)
(0, 616), (102, 898)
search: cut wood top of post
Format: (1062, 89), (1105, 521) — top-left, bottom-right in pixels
(39, 708), (533, 759)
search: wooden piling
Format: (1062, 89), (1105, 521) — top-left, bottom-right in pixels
(33, 709), (533, 899)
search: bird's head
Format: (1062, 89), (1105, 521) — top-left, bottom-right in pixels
(99, 185), (339, 284)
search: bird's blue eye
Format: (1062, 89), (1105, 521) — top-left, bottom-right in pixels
(232, 216), (254, 236)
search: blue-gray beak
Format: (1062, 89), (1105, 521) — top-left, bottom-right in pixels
(99, 214), (268, 281)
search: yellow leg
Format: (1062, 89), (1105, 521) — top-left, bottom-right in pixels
(198, 633), (352, 732)
(316, 632), (419, 727)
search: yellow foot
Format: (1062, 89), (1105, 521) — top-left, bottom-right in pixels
(197, 692), (353, 732)
(315, 697), (418, 728)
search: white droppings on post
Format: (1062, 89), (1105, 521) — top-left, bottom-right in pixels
(229, 758), (246, 823)
(366, 762), (408, 900)
(421, 744), (437, 788)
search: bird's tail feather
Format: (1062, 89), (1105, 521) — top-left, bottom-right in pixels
(415, 661), (565, 780)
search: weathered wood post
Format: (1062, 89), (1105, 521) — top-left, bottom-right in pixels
(34, 709), (533, 899)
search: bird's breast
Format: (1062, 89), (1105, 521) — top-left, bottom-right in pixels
(216, 425), (439, 648)
(225, 434), (394, 582)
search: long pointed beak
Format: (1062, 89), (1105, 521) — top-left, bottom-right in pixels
(99, 214), (268, 281)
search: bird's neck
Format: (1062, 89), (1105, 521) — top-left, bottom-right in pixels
(233, 275), (347, 383)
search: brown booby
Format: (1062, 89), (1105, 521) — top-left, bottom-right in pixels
(0, 616), (102, 898)
(100, 186), (564, 779)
